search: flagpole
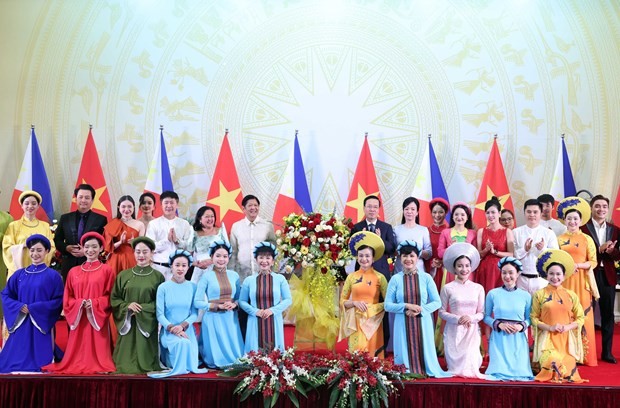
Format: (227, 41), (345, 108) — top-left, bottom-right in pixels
(160, 124), (164, 132)
(89, 123), (92, 130)
(493, 133), (497, 139)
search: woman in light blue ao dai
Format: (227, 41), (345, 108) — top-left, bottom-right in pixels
(149, 250), (207, 378)
(193, 240), (243, 368)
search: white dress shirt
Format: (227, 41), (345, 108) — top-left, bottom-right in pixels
(229, 216), (276, 282)
(146, 216), (192, 264)
(513, 224), (559, 294)
(539, 218), (567, 236)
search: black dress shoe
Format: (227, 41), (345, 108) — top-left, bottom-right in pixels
(601, 355), (617, 364)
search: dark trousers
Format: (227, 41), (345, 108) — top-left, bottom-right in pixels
(595, 267), (617, 357)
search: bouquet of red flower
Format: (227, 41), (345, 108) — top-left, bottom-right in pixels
(313, 350), (407, 408)
(276, 212), (354, 276)
(219, 348), (320, 408)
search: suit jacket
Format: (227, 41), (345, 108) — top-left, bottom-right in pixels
(581, 221), (620, 287)
(54, 210), (107, 276)
(351, 219), (397, 280)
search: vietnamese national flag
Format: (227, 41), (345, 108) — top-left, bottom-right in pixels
(272, 132), (312, 230)
(549, 136), (577, 210)
(70, 128), (112, 220)
(411, 137), (450, 227)
(10, 126), (55, 222)
(612, 185), (620, 226)
(144, 127), (174, 217)
(344, 134), (384, 223)
(473, 138), (514, 229)
(206, 130), (244, 230)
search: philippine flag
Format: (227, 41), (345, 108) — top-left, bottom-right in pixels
(549, 136), (577, 205)
(410, 136), (450, 227)
(10, 126), (55, 222)
(143, 127), (174, 217)
(272, 132), (312, 230)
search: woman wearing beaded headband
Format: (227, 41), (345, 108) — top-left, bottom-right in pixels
(111, 236), (165, 373)
(239, 242), (292, 353)
(0, 235), (63, 373)
(531, 249), (586, 383)
(149, 250), (207, 378)
(193, 240), (243, 368)
(439, 243), (485, 379)
(556, 196), (598, 366)
(483, 257), (534, 381)
(43, 232), (116, 374)
(385, 240), (451, 377)
(2, 190), (55, 280)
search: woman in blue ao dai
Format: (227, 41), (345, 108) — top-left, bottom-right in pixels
(239, 242), (292, 353)
(483, 257), (534, 381)
(193, 240), (243, 368)
(149, 250), (207, 378)
(385, 240), (451, 377)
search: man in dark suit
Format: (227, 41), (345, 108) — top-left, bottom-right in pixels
(54, 184), (107, 280)
(581, 194), (620, 364)
(351, 195), (397, 281)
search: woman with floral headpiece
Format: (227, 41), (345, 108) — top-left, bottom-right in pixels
(440, 243), (485, 379)
(484, 257), (534, 381)
(385, 240), (451, 377)
(239, 242), (291, 353)
(339, 232), (389, 358)
(531, 249), (586, 383)
(193, 239), (243, 368)
(556, 196), (598, 366)
(149, 250), (207, 378)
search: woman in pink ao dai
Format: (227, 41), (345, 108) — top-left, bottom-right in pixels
(439, 243), (486, 379)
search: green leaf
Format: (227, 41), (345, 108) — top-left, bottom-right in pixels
(295, 381), (308, 398)
(288, 391), (300, 408)
(270, 391), (280, 408)
(239, 386), (253, 402)
(328, 385), (341, 408)
(349, 383), (357, 408)
(371, 393), (380, 408)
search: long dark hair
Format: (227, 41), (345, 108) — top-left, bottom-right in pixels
(449, 203), (473, 229)
(116, 195), (136, 219)
(400, 196), (420, 224)
(193, 205), (218, 231)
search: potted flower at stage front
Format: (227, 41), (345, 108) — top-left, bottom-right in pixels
(275, 212), (354, 351)
(219, 348), (319, 408)
(313, 350), (407, 408)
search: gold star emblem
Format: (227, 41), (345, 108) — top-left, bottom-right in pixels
(346, 184), (379, 222)
(475, 186), (510, 211)
(208, 181), (242, 220)
(71, 180), (109, 213)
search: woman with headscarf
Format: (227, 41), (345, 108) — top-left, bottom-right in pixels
(339, 232), (388, 358)
(531, 249), (586, 383)
(0, 234), (63, 372)
(556, 196), (598, 366)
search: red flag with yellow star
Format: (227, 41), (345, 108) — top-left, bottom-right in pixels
(344, 134), (384, 223)
(206, 131), (244, 231)
(70, 128), (112, 220)
(612, 185), (620, 226)
(473, 138), (514, 229)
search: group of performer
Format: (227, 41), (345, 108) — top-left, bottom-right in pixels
(0, 184), (617, 384)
